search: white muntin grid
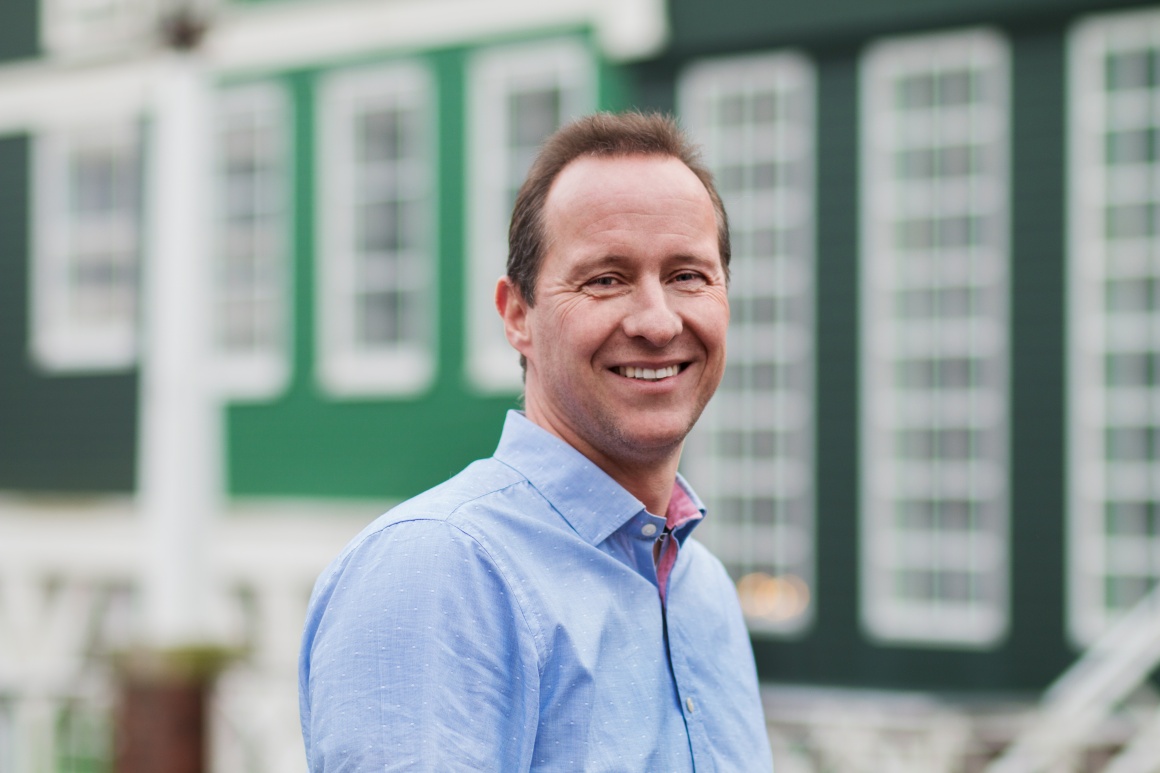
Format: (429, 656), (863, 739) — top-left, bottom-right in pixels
(679, 51), (817, 636)
(316, 62), (436, 397)
(466, 38), (595, 393)
(31, 122), (142, 372)
(214, 82), (291, 399)
(1069, 9), (1160, 646)
(860, 29), (1011, 647)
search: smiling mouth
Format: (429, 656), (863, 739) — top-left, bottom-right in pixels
(615, 365), (684, 381)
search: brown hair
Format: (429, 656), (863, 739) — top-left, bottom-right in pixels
(506, 111), (730, 307)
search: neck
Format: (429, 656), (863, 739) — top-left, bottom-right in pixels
(521, 408), (683, 516)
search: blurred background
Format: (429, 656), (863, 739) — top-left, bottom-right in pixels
(2, 0), (1160, 770)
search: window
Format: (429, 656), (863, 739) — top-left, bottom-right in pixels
(861, 30), (1010, 646)
(1069, 10), (1160, 644)
(679, 53), (816, 635)
(316, 63), (436, 396)
(215, 83), (291, 398)
(466, 39), (595, 392)
(31, 123), (142, 372)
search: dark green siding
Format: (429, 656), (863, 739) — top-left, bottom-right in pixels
(0, 136), (138, 493)
(800, 44), (863, 686)
(1007, 23), (1073, 683)
(670, 0), (1160, 54)
(0, 0), (36, 62)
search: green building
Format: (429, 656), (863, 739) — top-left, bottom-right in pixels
(3, 0), (1160, 769)
(629, 0), (1160, 768)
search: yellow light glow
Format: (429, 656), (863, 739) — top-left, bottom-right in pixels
(736, 572), (810, 622)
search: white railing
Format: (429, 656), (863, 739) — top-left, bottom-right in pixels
(0, 496), (373, 773)
(762, 685), (998, 773)
(8, 494), (1160, 773)
(987, 585), (1160, 773)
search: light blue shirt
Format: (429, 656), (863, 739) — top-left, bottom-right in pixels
(299, 410), (772, 772)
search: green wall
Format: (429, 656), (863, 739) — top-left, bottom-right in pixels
(229, 33), (628, 501)
(669, 0), (1160, 54)
(0, 0), (36, 62)
(641, 2), (1085, 693)
(0, 137), (139, 492)
(224, 57), (522, 500)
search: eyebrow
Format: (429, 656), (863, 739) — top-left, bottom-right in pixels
(567, 251), (721, 277)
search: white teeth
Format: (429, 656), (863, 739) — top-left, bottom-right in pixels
(618, 365), (679, 381)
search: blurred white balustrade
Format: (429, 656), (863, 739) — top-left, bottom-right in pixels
(0, 495), (372, 773)
(8, 489), (1160, 773)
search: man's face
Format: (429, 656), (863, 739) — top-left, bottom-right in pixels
(500, 154), (729, 473)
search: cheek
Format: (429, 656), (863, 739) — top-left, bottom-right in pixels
(693, 300), (730, 351)
(553, 303), (619, 350)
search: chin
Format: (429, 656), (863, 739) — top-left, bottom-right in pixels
(610, 421), (695, 460)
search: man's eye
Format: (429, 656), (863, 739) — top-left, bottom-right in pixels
(589, 276), (618, 287)
(674, 271), (705, 283)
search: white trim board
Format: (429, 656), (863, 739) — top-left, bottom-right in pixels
(0, 0), (663, 137)
(208, 0), (666, 74)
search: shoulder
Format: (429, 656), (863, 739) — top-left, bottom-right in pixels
(305, 457), (549, 636)
(378, 457), (527, 529)
(330, 457), (527, 562)
(301, 479), (549, 670)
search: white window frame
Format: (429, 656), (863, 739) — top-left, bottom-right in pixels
(1068, 8), (1160, 646)
(214, 82), (292, 399)
(860, 29), (1011, 647)
(465, 38), (596, 392)
(316, 62), (436, 397)
(31, 121), (142, 373)
(678, 52), (817, 636)
(40, 0), (161, 59)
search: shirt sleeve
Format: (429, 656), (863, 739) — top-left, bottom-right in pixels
(299, 518), (541, 772)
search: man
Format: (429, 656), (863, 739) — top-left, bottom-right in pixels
(299, 112), (772, 771)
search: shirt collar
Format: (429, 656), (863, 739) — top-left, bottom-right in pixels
(666, 477), (706, 546)
(493, 411), (706, 547)
(494, 411), (643, 546)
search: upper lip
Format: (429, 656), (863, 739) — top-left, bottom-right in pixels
(612, 361), (687, 370)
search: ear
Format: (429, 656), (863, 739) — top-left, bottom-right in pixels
(495, 277), (533, 358)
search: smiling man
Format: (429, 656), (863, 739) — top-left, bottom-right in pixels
(299, 113), (773, 772)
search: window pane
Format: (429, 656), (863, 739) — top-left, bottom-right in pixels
(466, 40), (594, 391)
(318, 64), (435, 395)
(1069, 12), (1160, 644)
(862, 31), (1010, 645)
(215, 85), (289, 396)
(679, 52), (816, 635)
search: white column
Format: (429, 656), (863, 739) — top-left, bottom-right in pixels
(136, 51), (220, 648)
(11, 697), (56, 773)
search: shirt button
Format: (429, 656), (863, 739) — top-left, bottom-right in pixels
(641, 523), (658, 538)
(686, 696), (696, 713)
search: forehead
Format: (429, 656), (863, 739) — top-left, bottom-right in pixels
(542, 154), (718, 244)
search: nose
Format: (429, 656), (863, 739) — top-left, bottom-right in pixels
(621, 282), (682, 346)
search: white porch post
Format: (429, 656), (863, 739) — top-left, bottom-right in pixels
(136, 51), (220, 648)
